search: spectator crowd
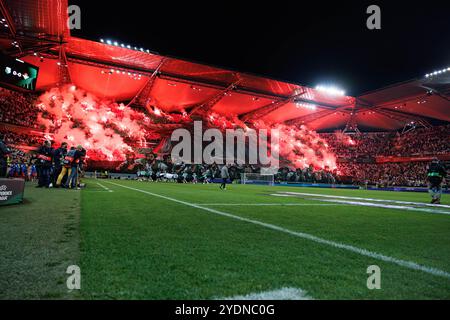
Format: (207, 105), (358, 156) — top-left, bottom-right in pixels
(0, 87), (448, 187)
(0, 88), (39, 128)
(320, 125), (450, 159)
(337, 162), (429, 187)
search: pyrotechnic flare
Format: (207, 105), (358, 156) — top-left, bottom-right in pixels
(35, 85), (337, 170)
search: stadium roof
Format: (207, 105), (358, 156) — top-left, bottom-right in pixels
(0, 0), (448, 132)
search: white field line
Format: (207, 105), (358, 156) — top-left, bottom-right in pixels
(96, 182), (113, 193)
(281, 192), (450, 209)
(318, 199), (450, 215)
(83, 191), (113, 193)
(193, 203), (339, 206)
(104, 181), (450, 280)
(219, 287), (312, 300)
(278, 192), (450, 215)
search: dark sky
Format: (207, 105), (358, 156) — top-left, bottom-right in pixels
(69, 0), (450, 96)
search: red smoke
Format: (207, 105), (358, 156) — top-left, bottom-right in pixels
(35, 85), (336, 169)
(36, 85), (156, 161)
(269, 123), (337, 170)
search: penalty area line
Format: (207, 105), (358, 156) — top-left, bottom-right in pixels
(104, 181), (450, 280)
(280, 192), (450, 209)
(276, 193), (450, 215)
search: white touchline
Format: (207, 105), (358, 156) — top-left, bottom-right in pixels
(281, 192), (450, 209)
(96, 182), (113, 193)
(104, 181), (450, 280)
(218, 287), (312, 300)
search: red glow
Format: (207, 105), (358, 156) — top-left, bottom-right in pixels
(36, 85), (337, 169)
(264, 122), (337, 170)
(36, 85), (153, 161)
(334, 131), (356, 146)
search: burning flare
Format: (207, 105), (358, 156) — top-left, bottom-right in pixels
(35, 85), (337, 170)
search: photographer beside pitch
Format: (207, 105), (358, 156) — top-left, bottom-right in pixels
(35, 140), (54, 188)
(0, 133), (11, 177)
(427, 158), (447, 204)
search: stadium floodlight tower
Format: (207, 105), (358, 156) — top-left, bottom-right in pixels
(315, 85), (346, 97)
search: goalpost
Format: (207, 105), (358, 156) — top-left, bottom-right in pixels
(241, 173), (275, 186)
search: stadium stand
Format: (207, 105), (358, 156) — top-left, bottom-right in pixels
(0, 86), (448, 187)
(0, 0), (447, 189)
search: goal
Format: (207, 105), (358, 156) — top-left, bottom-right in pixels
(241, 173), (275, 186)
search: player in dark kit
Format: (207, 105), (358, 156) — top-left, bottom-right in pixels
(427, 158), (447, 204)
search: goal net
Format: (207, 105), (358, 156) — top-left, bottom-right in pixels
(241, 173), (275, 186)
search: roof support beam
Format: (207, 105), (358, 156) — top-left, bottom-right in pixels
(419, 85), (450, 102)
(0, 0), (23, 55)
(356, 96), (434, 126)
(343, 105), (360, 133)
(285, 104), (353, 127)
(373, 108), (431, 128)
(47, 51), (289, 100)
(189, 78), (242, 116)
(240, 89), (307, 123)
(47, 50), (289, 100)
(356, 93), (436, 112)
(43, 50), (347, 108)
(0, 0), (16, 37)
(57, 44), (72, 86)
(127, 58), (166, 110)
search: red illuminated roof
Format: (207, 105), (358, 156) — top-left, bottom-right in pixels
(0, 0), (448, 132)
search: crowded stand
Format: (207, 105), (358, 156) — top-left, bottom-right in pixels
(337, 162), (429, 187)
(390, 125), (450, 156)
(0, 129), (43, 147)
(320, 125), (450, 159)
(0, 88), (39, 129)
(0, 87), (448, 188)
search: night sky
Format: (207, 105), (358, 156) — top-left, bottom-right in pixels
(69, 0), (450, 96)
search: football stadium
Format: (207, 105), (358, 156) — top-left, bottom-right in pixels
(0, 0), (449, 305)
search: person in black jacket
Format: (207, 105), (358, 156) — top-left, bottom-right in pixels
(66, 145), (83, 189)
(36, 140), (54, 188)
(76, 147), (87, 187)
(0, 133), (11, 178)
(427, 158), (447, 204)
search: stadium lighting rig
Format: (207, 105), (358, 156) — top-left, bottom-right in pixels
(0, 18), (8, 28)
(296, 102), (317, 110)
(32, 52), (45, 62)
(100, 68), (143, 80)
(425, 67), (450, 78)
(315, 85), (346, 97)
(100, 38), (153, 54)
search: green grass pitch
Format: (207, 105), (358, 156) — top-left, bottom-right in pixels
(1, 179), (449, 299)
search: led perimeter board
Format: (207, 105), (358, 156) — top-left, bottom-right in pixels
(0, 53), (39, 91)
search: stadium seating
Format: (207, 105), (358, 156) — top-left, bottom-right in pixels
(1, 88), (448, 187)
